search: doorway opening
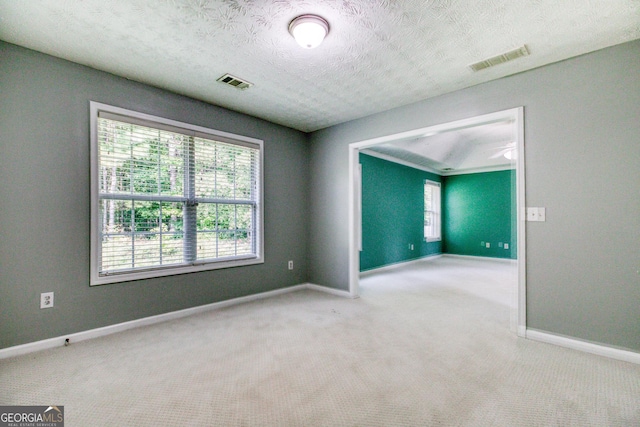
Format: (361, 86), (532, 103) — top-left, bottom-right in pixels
(348, 107), (526, 336)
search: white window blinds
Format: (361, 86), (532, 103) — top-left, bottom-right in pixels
(91, 102), (263, 285)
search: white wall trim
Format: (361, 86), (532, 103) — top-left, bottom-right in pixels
(348, 107), (526, 335)
(442, 254), (516, 264)
(348, 145), (362, 298)
(0, 283), (352, 360)
(357, 250), (515, 277)
(359, 254), (443, 276)
(89, 101), (265, 286)
(526, 329), (640, 365)
(360, 148), (514, 178)
(3, 284), (638, 367)
(305, 283), (356, 299)
(360, 149), (442, 175)
(515, 106), (526, 338)
(441, 164), (514, 176)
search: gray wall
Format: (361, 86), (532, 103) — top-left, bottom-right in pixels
(309, 40), (640, 352)
(0, 42), (309, 349)
(2, 39), (639, 354)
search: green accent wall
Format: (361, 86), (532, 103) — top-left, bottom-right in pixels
(310, 40), (640, 352)
(442, 170), (516, 259)
(359, 153), (441, 271)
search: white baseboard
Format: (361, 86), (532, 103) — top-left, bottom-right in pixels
(305, 283), (356, 299)
(0, 283), (352, 360)
(359, 254), (442, 277)
(517, 326), (527, 338)
(443, 254), (517, 264)
(8, 286), (637, 366)
(526, 329), (640, 365)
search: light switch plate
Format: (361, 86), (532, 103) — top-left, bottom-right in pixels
(526, 207), (546, 222)
(537, 207), (546, 221)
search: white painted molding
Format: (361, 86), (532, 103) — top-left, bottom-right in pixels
(348, 106), (526, 333)
(515, 106), (527, 339)
(526, 329), (640, 365)
(360, 149), (514, 177)
(442, 254), (516, 264)
(0, 283), (353, 360)
(360, 149), (442, 175)
(305, 283), (356, 299)
(359, 254), (442, 277)
(4, 284), (638, 367)
(348, 144), (361, 297)
(440, 164), (513, 176)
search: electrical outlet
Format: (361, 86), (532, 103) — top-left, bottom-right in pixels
(410, 244), (414, 250)
(40, 292), (54, 309)
(485, 242), (490, 248)
(288, 260), (293, 270)
(504, 243), (509, 250)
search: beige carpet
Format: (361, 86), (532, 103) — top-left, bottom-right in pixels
(1, 256), (639, 426)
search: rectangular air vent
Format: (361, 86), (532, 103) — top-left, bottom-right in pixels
(469, 45), (530, 72)
(217, 73), (253, 90)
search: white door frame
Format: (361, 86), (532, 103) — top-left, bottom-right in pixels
(347, 107), (526, 336)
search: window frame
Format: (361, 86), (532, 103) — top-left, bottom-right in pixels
(90, 101), (264, 286)
(424, 180), (441, 242)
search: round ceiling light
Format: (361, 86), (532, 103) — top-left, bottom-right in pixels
(289, 15), (329, 49)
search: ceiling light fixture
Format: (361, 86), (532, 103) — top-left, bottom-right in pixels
(289, 14), (329, 49)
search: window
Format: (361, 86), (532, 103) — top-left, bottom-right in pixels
(424, 180), (441, 242)
(90, 102), (263, 285)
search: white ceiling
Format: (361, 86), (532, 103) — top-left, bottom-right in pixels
(365, 119), (516, 174)
(0, 0), (638, 132)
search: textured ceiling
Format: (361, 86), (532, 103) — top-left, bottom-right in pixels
(0, 0), (638, 132)
(366, 120), (516, 173)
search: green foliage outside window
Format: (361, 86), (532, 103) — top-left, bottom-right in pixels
(98, 118), (258, 273)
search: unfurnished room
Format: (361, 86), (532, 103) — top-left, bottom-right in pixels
(0, 1), (639, 426)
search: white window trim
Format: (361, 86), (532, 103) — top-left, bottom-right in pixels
(89, 101), (264, 286)
(424, 180), (441, 242)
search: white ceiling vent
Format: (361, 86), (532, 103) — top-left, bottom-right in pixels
(217, 73), (253, 90)
(469, 45), (530, 72)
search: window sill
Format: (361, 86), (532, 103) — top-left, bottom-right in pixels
(91, 256), (263, 286)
